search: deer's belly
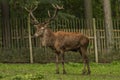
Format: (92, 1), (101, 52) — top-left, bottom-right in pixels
(62, 45), (80, 52)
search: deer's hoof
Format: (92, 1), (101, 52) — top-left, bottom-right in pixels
(81, 72), (86, 75)
(81, 70), (86, 75)
(81, 71), (91, 75)
(63, 70), (67, 74)
(56, 71), (60, 74)
(86, 71), (91, 75)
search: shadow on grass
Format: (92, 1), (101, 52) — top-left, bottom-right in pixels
(54, 72), (120, 78)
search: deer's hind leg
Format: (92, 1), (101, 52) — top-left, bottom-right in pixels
(61, 50), (66, 74)
(80, 47), (91, 75)
(55, 52), (60, 74)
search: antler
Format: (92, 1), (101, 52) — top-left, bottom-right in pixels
(46, 4), (64, 23)
(25, 4), (63, 26)
(25, 5), (39, 25)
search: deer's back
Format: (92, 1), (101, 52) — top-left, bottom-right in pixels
(54, 31), (89, 51)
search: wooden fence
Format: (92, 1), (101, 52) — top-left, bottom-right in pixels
(0, 18), (120, 63)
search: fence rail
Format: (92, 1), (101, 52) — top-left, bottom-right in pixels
(0, 18), (120, 63)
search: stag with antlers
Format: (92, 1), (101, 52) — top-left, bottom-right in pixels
(25, 4), (91, 75)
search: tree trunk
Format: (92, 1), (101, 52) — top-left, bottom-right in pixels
(84, 0), (93, 29)
(1, 0), (11, 48)
(103, 0), (113, 62)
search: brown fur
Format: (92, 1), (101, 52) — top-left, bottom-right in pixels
(26, 3), (89, 74)
(34, 27), (91, 75)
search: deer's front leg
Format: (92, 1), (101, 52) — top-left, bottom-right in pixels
(55, 52), (60, 74)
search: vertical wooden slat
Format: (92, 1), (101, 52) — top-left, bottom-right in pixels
(75, 19), (77, 32)
(73, 19), (75, 32)
(13, 18), (15, 48)
(61, 19), (63, 31)
(96, 19), (101, 58)
(18, 18), (20, 48)
(93, 18), (98, 63)
(9, 18), (12, 48)
(69, 19), (72, 32)
(65, 19), (68, 32)
(118, 19), (120, 49)
(113, 19), (116, 49)
(117, 19), (120, 49)
(28, 14), (33, 63)
(21, 18), (25, 48)
(78, 19), (80, 32)
(16, 18), (19, 48)
(14, 18), (16, 48)
(100, 19), (103, 55)
(0, 18), (1, 48)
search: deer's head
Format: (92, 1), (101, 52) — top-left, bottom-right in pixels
(25, 4), (63, 37)
(33, 22), (48, 37)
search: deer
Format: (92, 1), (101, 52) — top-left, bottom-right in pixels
(25, 4), (91, 75)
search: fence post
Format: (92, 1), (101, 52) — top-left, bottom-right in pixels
(93, 18), (98, 63)
(28, 14), (33, 63)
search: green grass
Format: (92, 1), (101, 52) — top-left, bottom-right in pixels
(0, 61), (120, 80)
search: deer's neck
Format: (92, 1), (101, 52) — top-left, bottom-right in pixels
(41, 28), (55, 48)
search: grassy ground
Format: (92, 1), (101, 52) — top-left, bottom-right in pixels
(0, 61), (120, 80)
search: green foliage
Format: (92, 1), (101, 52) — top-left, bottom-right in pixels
(12, 73), (44, 80)
(1, 0), (120, 18)
(0, 48), (30, 63)
(12, 75), (23, 80)
(92, 0), (104, 18)
(62, 0), (84, 18)
(9, 0), (61, 18)
(111, 0), (120, 18)
(0, 74), (4, 79)
(9, 0), (40, 18)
